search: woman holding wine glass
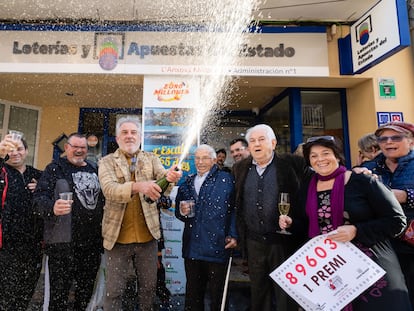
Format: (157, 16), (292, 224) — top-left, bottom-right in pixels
(279, 136), (411, 310)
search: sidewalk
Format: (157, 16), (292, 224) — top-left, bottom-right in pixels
(27, 257), (251, 311)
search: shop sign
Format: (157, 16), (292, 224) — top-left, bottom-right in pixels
(377, 112), (404, 126)
(378, 78), (396, 99)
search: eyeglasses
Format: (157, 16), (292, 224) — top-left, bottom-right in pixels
(230, 147), (245, 154)
(195, 157), (212, 162)
(306, 136), (335, 143)
(67, 142), (87, 150)
(376, 135), (406, 144)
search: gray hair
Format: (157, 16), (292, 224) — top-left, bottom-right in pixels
(116, 116), (141, 136)
(246, 124), (276, 142)
(357, 133), (379, 152)
(195, 144), (217, 159)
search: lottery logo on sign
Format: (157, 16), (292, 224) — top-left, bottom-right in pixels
(93, 32), (125, 71)
(355, 16), (372, 46)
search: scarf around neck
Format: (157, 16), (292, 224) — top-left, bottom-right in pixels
(306, 165), (347, 238)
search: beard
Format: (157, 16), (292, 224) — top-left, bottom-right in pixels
(69, 155), (86, 166)
(122, 142), (140, 155)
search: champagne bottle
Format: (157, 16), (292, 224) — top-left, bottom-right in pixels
(144, 166), (180, 204)
(144, 176), (170, 204)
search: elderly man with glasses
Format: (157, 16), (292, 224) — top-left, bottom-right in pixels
(175, 144), (237, 311)
(362, 121), (414, 307)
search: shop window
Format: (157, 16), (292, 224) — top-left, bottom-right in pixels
(203, 114), (256, 167)
(263, 89), (346, 156)
(301, 91), (344, 144)
(0, 100), (40, 166)
(79, 108), (141, 158)
(263, 95), (291, 153)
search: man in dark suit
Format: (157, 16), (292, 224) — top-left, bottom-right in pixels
(232, 124), (310, 311)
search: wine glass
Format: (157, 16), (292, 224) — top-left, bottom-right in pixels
(277, 192), (292, 235)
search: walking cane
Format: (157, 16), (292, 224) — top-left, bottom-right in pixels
(220, 250), (233, 311)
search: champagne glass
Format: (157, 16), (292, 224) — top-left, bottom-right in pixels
(277, 192), (292, 235)
(8, 130), (23, 152)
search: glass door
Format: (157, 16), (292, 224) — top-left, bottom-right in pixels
(79, 108), (141, 159)
(262, 88), (349, 165)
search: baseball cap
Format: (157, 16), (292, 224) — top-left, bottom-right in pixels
(375, 121), (414, 137)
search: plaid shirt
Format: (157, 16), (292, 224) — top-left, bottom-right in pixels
(98, 148), (167, 250)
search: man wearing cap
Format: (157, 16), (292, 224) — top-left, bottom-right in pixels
(362, 121), (414, 306)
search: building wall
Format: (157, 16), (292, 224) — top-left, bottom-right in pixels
(346, 79), (377, 165)
(347, 46), (414, 166)
(325, 23), (414, 166)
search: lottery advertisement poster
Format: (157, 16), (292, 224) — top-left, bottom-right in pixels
(142, 75), (200, 179)
(142, 76), (200, 294)
(270, 234), (385, 311)
(160, 187), (186, 294)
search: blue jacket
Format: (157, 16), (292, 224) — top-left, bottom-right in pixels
(363, 150), (414, 253)
(175, 164), (237, 263)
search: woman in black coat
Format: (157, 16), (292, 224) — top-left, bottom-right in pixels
(279, 136), (411, 310)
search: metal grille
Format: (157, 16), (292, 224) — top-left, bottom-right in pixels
(302, 104), (324, 128)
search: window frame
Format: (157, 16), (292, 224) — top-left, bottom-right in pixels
(0, 99), (41, 166)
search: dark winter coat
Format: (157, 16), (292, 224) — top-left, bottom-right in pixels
(363, 150), (414, 254)
(232, 153), (311, 252)
(0, 158), (42, 253)
(34, 157), (104, 248)
(291, 172), (410, 310)
(175, 164), (237, 264)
